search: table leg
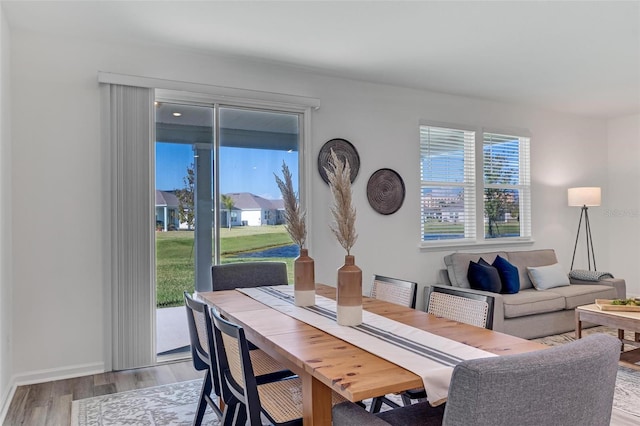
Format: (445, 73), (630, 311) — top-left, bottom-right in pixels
(619, 329), (625, 351)
(575, 310), (582, 340)
(302, 372), (332, 425)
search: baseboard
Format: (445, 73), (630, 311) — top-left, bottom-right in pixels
(0, 382), (17, 425)
(0, 361), (105, 423)
(12, 362), (105, 387)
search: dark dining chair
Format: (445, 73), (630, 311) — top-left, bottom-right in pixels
(425, 285), (495, 329)
(368, 275), (417, 412)
(210, 307), (346, 425)
(333, 333), (620, 426)
(184, 292), (293, 425)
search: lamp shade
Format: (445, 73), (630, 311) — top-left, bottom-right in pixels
(568, 187), (601, 207)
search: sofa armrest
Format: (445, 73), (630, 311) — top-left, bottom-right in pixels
(426, 284), (505, 332)
(569, 277), (626, 299)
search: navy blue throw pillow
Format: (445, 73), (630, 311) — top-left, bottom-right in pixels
(493, 255), (520, 294)
(467, 259), (502, 293)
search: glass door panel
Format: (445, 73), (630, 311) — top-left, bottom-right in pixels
(217, 107), (300, 283)
(155, 102), (214, 358)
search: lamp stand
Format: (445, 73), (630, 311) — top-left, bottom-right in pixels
(570, 205), (597, 271)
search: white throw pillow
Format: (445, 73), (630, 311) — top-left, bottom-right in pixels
(527, 263), (570, 290)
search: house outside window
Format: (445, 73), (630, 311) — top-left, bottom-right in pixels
(420, 123), (530, 246)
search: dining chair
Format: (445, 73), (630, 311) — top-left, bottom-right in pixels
(370, 275), (417, 308)
(333, 333), (621, 426)
(387, 285), (496, 407)
(368, 275), (417, 413)
(211, 261), (288, 291)
(184, 292), (293, 425)
(210, 307), (347, 426)
(425, 285), (495, 329)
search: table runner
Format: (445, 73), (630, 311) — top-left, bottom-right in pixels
(238, 285), (496, 404)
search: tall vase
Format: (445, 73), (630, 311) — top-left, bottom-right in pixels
(336, 254), (362, 326)
(294, 248), (316, 306)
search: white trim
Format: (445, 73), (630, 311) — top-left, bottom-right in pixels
(0, 382), (16, 425)
(10, 362), (106, 388)
(99, 72), (320, 111)
(419, 238), (535, 252)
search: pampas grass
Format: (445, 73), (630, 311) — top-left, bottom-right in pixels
(274, 161), (307, 248)
(325, 149), (357, 254)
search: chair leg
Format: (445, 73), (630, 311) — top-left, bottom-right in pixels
(194, 372), (212, 426)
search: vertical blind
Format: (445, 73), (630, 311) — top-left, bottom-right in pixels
(106, 84), (155, 370)
(420, 125), (476, 242)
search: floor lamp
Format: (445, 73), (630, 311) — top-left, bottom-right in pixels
(568, 187), (601, 271)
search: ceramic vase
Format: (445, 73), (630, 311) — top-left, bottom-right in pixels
(336, 254), (362, 326)
(294, 248), (316, 306)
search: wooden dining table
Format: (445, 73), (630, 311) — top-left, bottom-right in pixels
(197, 284), (547, 426)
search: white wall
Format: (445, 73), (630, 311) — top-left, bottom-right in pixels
(607, 114), (640, 297)
(9, 29), (617, 380)
(0, 4), (12, 417)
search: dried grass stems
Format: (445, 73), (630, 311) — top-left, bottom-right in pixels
(274, 161), (307, 249)
(325, 149), (358, 255)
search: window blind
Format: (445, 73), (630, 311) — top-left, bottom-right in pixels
(420, 125), (476, 242)
(483, 132), (531, 239)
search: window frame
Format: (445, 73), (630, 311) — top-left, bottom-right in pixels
(420, 121), (533, 250)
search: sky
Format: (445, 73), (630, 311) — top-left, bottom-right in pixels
(155, 143), (300, 200)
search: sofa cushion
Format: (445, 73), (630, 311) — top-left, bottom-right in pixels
(468, 259), (502, 293)
(444, 252), (507, 288)
(546, 285), (619, 310)
(506, 249), (558, 290)
(527, 263), (570, 290)
(492, 255), (520, 294)
(502, 289), (566, 318)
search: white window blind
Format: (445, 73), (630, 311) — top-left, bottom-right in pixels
(483, 132), (531, 239)
(420, 125), (476, 242)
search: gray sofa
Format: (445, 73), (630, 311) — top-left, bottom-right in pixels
(434, 249), (626, 339)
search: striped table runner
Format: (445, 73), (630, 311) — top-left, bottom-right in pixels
(238, 285), (496, 404)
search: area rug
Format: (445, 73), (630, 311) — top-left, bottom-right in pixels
(71, 379), (220, 426)
(72, 328), (640, 425)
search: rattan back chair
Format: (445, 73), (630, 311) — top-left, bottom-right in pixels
(368, 275), (418, 413)
(184, 292), (224, 424)
(211, 262), (288, 291)
(425, 286), (495, 329)
(370, 275), (417, 308)
(210, 307), (346, 426)
(185, 292), (294, 425)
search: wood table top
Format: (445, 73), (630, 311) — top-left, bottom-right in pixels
(198, 284), (547, 402)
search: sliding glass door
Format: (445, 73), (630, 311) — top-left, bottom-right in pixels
(154, 100), (301, 357)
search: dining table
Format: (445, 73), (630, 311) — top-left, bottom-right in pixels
(197, 283), (547, 426)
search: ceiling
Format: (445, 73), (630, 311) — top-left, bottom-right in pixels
(3, 1), (639, 119)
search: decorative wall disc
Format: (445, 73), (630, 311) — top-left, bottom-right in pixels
(318, 138), (360, 184)
(367, 168), (405, 215)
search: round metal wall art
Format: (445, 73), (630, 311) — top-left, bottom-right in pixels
(367, 168), (405, 215)
(317, 138), (360, 184)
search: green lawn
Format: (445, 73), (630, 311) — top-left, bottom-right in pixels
(156, 225), (294, 307)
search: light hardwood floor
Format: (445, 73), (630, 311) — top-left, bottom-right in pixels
(3, 360), (200, 426)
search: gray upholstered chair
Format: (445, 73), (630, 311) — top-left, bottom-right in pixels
(211, 261), (288, 291)
(333, 333), (620, 426)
